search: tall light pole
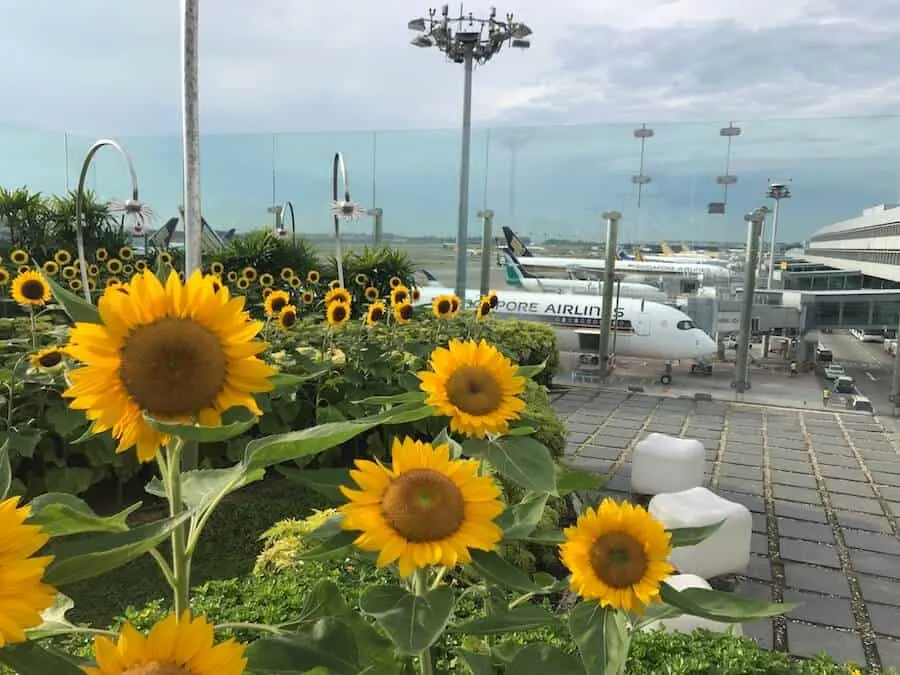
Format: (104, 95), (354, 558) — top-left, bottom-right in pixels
(181, 0), (202, 276)
(732, 207), (768, 394)
(708, 122), (741, 215)
(408, 5), (532, 297)
(765, 181), (792, 289)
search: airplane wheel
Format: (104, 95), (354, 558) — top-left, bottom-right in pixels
(660, 374), (672, 385)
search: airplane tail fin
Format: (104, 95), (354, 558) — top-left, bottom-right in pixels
(634, 248), (644, 262)
(617, 250), (634, 261)
(681, 241), (693, 254)
(501, 226), (533, 257)
(501, 249), (534, 287)
(420, 269), (442, 286)
(660, 240), (675, 256)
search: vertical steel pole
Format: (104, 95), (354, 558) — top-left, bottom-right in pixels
(454, 47), (474, 298)
(181, 0), (202, 277)
(733, 209), (766, 393)
(766, 197), (781, 289)
(372, 208), (384, 245)
(478, 209), (494, 296)
(597, 211), (621, 380)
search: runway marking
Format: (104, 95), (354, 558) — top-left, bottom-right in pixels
(866, 371), (877, 381)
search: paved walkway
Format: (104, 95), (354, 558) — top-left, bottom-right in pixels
(551, 387), (900, 670)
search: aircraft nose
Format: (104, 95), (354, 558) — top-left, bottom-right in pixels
(697, 332), (717, 357)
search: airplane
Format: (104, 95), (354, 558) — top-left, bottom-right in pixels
(502, 250), (668, 302)
(502, 227), (733, 281)
(415, 285), (717, 384)
(618, 249), (732, 269)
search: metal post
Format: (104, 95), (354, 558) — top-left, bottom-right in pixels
(597, 211), (621, 380)
(766, 198), (781, 289)
(181, 0), (202, 276)
(611, 276), (622, 355)
(478, 209), (494, 296)
(733, 209), (766, 393)
(372, 208), (384, 245)
(890, 316), (900, 415)
(454, 46), (475, 298)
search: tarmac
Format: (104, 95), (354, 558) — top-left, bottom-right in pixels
(550, 382), (900, 670)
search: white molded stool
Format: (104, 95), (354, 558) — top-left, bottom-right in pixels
(642, 574), (743, 635)
(631, 433), (705, 495)
(649, 487), (752, 578)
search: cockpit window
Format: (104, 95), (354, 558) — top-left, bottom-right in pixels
(677, 319), (696, 330)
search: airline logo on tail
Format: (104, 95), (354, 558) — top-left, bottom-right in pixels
(502, 226), (532, 257)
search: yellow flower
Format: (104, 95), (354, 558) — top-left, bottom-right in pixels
(449, 295), (461, 316)
(392, 301), (413, 325)
(340, 437), (503, 578)
(418, 339), (526, 438)
(88, 264), (100, 278)
(119, 246), (134, 261)
(106, 258), (123, 274)
(560, 498), (674, 614)
(289, 276), (302, 289)
(106, 276), (122, 288)
(0, 497), (56, 647)
(264, 290), (291, 316)
(476, 297), (492, 319)
(226, 270), (238, 283)
(11, 270), (51, 307)
(390, 285), (409, 305)
(31, 346), (66, 371)
(367, 301), (386, 326)
(236, 277), (250, 291)
(42, 260), (59, 276)
(63, 270), (275, 463)
(411, 288), (421, 302)
(135, 260), (148, 272)
(54, 249), (72, 265)
(300, 289), (314, 304)
(354, 273), (368, 286)
(307, 269), (320, 284)
(0, 267), (10, 286)
(432, 294), (454, 319)
(69, 279), (83, 292)
(157, 251), (173, 266)
(278, 304), (298, 330)
(94, 247), (109, 262)
(82, 611), (246, 675)
(122, 264), (134, 276)
(280, 267), (294, 281)
(324, 287), (351, 306)
(488, 289), (499, 308)
(259, 273), (274, 288)
(62, 265), (78, 280)
(326, 300), (351, 328)
(210, 261), (224, 275)
(364, 286), (379, 301)
(9, 249), (29, 265)
(240, 266), (258, 282)
(389, 276), (401, 288)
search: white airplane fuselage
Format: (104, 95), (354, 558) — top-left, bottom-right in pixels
(417, 287), (717, 361)
(514, 255), (732, 281)
(516, 276), (667, 302)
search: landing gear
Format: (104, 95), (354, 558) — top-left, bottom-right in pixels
(660, 362), (673, 385)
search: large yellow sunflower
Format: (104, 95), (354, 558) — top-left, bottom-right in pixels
(82, 611), (246, 675)
(392, 301), (413, 325)
(340, 437), (503, 578)
(0, 497), (56, 647)
(63, 270), (275, 463)
(11, 270), (51, 307)
(560, 498), (674, 614)
(326, 300), (351, 328)
(432, 294), (454, 319)
(418, 339), (526, 438)
(264, 290), (290, 316)
(366, 301), (386, 326)
(390, 285), (409, 305)
(277, 304), (298, 330)
(324, 287), (351, 306)
(31, 346), (66, 371)
(476, 297), (492, 319)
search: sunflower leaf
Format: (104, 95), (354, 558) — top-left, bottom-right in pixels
(471, 550), (543, 593)
(452, 604), (558, 635)
(568, 601), (631, 675)
(509, 644), (585, 674)
(659, 583), (797, 621)
(517, 361), (546, 379)
(28, 492), (140, 537)
(276, 466), (351, 502)
(667, 520), (725, 548)
(26, 594), (80, 639)
(0, 641), (87, 675)
(244, 619), (361, 675)
(44, 275), (100, 324)
(462, 436), (557, 495)
(360, 584), (455, 655)
(142, 406), (259, 443)
(497, 493), (549, 541)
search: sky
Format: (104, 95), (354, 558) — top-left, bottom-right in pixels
(1, 1), (899, 241)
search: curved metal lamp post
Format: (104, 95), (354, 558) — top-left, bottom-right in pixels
(330, 152), (368, 288)
(275, 200), (296, 244)
(74, 139), (152, 302)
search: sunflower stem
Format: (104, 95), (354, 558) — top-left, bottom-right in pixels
(28, 307), (37, 350)
(414, 569), (435, 675)
(166, 437), (191, 616)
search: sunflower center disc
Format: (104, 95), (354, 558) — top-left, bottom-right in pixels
(371, 308), (383, 321)
(437, 300), (451, 315)
(20, 280), (46, 300)
(381, 469), (465, 542)
(270, 297), (286, 313)
(123, 662), (189, 675)
(119, 317), (227, 418)
(38, 352), (62, 368)
(281, 312), (296, 328)
(589, 531), (649, 589)
(445, 366), (502, 416)
(332, 306), (347, 322)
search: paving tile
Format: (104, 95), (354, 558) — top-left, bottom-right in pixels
(850, 549), (900, 580)
(777, 517), (834, 543)
(717, 491), (765, 514)
(751, 532), (768, 555)
(743, 553), (772, 582)
(816, 453), (862, 468)
(783, 589), (856, 629)
(775, 502), (828, 524)
(725, 452), (763, 468)
(719, 464), (764, 480)
(782, 562), (851, 596)
(829, 493), (885, 515)
(563, 456), (612, 474)
(717, 477), (763, 495)
(770, 457), (812, 473)
(819, 463), (867, 481)
(836, 510), (893, 534)
(772, 471), (818, 489)
(773, 485), (822, 505)
(752, 512), (767, 535)
(579, 445), (621, 461)
(865, 460), (900, 477)
(858, 573), (900, 606)
(742, 619), (774, 650)
(825, 477), (878, 497)
(786, 622), (865, 664)
(876, 636), (900, 668)
(842, 529), (900, 556)
(867, 603), (900, 639)
(780, 539), (841, 569)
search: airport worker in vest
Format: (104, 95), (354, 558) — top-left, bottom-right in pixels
(822, 388), (830, 406)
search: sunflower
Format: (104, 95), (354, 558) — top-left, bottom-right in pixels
(412, 288), (421, 302)
(42, 260), (59, 277)
(17, 265), (29, 275)
(209, 275), (223, 293)
(277, 304), (298, 330)
(289, 276), (303, 289)
(94, 247), (109, 262)
(432, 294), (454, 319)
(88, 264), (100, 278)
(119, 246), (134, 261)
(178, 271), (185, 283)
(301, 290), (314, 304)
(226, 270), (238, 282)
(0, 268), (9, 286)
(264, 290), (291, 316)
(30, 346), (66, 371)
(280, 267), (294, 281)
(123, 264), (134, 276)
(158, 251), (173, 266)
(325, 287), (351, 306)
(390, 285), (409, 305)
(328, 279), (340, 291)
(476, 298), (492, 319)
(241, 266), (258, 282)
(61, 265), (77, 280)
(209, 261), (224, 276)
(560, 498), (674, 614)
(87, 279), (98, 292)
(488, 289), (499, 309)
(106, 277), (122, 288)
(326, 301), (351, 328)
(366, 302), (386, 326)
(0, 497), (56, 647)
(450, 296), (461, 316)
(11, 270), (51, 307)
(389, 276), (402, 288)
(135, 260), (148, 272)
(355, 273), (368, 286)
(307, 270), (320, 284)
(363, 286), (379, 301)
(340, 437), (503, 578)
(54, 249), (72, 265)
(392, 301), (413, 325)
(69, 279), (83, 292)
(418, 339), (526, 438)
(259, 273), (274, 288)
(63, 270), (275, 463)
(261, 288), (273, 300)
(9, 249), (29, 265)
(108, 259), (125, 275)
(236, 277), (250, 291)
(82, 611), (246, 675)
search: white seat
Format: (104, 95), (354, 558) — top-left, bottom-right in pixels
(631, 433), (705, 495)
(649, 487), (752, 578)
(642, 574), (743, 635)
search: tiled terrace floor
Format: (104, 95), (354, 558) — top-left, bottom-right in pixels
(551, 387), (900, 670)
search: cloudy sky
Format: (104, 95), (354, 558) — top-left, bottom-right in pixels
(1, 0), (898, 134)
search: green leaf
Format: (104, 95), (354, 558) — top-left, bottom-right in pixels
(45, 275), (100, 324)
(556, 465), (606, 497)
(296, 530), (358, 561)
(497, 493), (549, 541)
(0, 641), (87, 675)
(453, 605), (558, 635)
(359, 584), (455, 655)
(28, 493), (140, 536)
(462, 436), (557, 495)
(505, 425), (537, 436)
(668, 521), (725, 548)
(277, 466), (351, 502)
(0, 438), (11, 500)
(354, 390), (426, 406)
(471, 550), (542, 593)
(458, 650), (495, 675)
(43, 511), (192, 585)
(433, 427), (463, 459)
(270, 371), (329, 390)
(509, 644), (584, 674)
(524, 529), (565, 545)
(659, 583), (797, 622)
(27, 594), (79, 639)
(517, 361), (546, 379)
(143, 406), (258, 443)
(567, 602), (631, 675)
(244, 619), (360, 675)
(4, 428), (43, 458)
(145, 464), (264, 512)
(631, 601), (684, 631)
